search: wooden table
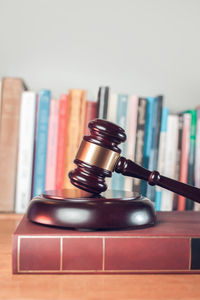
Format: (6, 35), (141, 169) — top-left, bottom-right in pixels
(1, 213), (200, 300)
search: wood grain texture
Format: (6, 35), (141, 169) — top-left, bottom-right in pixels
(1, 213), (200, 300)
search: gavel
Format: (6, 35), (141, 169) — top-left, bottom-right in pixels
(69, 118), (200, 204)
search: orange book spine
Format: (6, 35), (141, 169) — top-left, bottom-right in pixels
(62, 89), (86, 189)
(177, 113), (191, 211)
(84, 101), (97, 135)
(0, 78), (25, 211)
(55, 95), (69, 189)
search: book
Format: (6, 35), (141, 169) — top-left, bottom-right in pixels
(141, 97), (157, 196)
(161, 114), (179, 211)
(173, 115), (184, 210)
(0, 78), (26, 211)
(124, 95), (138, 191)
(97, 86), (110, 119)
(15, 92), (37, 213)
(186, 110), (197, 210)
(112, 94), (129, 191)
(84, 101), (97, 135)
(63, 89), (86, 189)
(106, 93), (118, 123)
(45, 99), (59, 191)
(177, 113), (191, 211)
(55, 94), (69, 190)
(13, 212), (200, 274)
(133, 97), (147, 194)
(155, 107), (169, 211)
(32, 90), (51, 197)
(194, 107), (200, 211)
(146, 96), (163, 201)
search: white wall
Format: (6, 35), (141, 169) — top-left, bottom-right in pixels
(0, 0), (200, 112)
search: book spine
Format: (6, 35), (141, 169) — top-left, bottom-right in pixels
(177, 113), (191, 211)
(84, 101), (97, 135)
(0, 78), (24, 211)
(133, 98), (147, 194)
(13, 233), (199, 274)
(141, 97), (156, 196)
(112, 94), (128, 191)
(106, 93), (118, 123)
(173, 115), (184, 210)
(15, 92), (36, 213)
(55, 95), (69, 190)
(194, 107), (200, 211)
(146, 96), (163, 201)
(97, 86), (110, 119)
(45, 99), (59, 191)
(124, 95), (139, 191)
(63, 89), (86, 189)
(32, 90), (51, 197)
(186, 110), (197, 210)
(155, 107), (168, 211)
(161, 114), (179, 211)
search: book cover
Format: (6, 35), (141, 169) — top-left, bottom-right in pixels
(97, 86), (110, 119)
(32, 90), (51, 197)
(55, 94), (69, 190)
(133, 98), (147, 194)
(194, 107), (200, 211)
(146, 96), (163, 201)
(15, 91), (37, 214)
(155, 107), (169, 211)
(161, 114), (179, 211)
(0, 78), (26, 211)
(84, 101), (97, 135)
(177, 113), (191, 211)
(124, 95), (139, 191)
(45, 99), (59, 191)
(63, 89), (86, 189)
(186, 110), (197, 210)
(112, 94), (128, 191)
(13, 212), (200, 274)
(141, 97), (156, 196)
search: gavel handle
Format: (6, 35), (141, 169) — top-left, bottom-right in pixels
(115, 157), (200, 204)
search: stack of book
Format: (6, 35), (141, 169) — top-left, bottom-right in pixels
(97, 87), (200, 212)
(0, 78), (97, 213)
(0, 78), (199, 213)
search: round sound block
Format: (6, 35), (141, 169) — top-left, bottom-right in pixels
(27, 189), (156, 230)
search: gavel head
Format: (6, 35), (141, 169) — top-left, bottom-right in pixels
(68, 119), (126, 194)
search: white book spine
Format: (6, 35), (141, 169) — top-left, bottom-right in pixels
(124, 95), (138, 191)
(161, 115), (179, 211)
(15, 91), (36, 213)
(194, 113), (200, 211)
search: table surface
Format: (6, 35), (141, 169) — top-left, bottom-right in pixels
(1, 213), (200, 300)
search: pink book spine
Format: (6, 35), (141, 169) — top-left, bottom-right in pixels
(55, 95), (69, 189)
(45, 99), (59, 191)
(177, 113), (191, 211)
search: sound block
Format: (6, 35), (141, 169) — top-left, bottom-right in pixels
(27, 189), (156, 230)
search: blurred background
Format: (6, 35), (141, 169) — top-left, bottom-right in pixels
(0, 0), (200, 111)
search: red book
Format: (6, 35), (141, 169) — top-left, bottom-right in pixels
(84, 101), (97, 135)
(13, 212), (200, 274)
(55, 95), (69, 189)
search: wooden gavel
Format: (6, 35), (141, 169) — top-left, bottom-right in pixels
(69, 118), (200, 204)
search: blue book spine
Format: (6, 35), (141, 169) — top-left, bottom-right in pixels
(112, 94), (128, 191)
(141, 97), (156, 196)
(155, 107), (168, 211)
(146, 96), (163, 201)
(32, 90), (51, 197)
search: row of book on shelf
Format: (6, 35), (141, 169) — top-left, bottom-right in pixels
(0, 78), (199, 213)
